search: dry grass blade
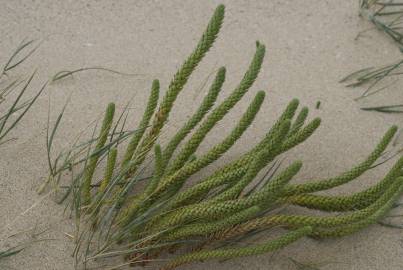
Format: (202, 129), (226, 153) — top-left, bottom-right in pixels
(0, 237), (53, 261)
(51, 67), (143, 82)
(0, 39), (45, 144)
(0, 246), (25, 260)
(360, 0), (403, 49)
(341, 1), (403, 101)
(0, 39), (45, 262)
(361, 104), (403, 113)
(288, 257), (342, 270)
(342, 60), (403, 100)
(1, 39), (40, 78)
(289, 257), (322, 270)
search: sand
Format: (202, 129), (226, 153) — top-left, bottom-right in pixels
(1, 1), (403, 269)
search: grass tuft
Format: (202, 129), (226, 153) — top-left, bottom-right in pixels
(0, 39), (45, 262)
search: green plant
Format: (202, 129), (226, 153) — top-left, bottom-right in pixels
(341, 1), (403, 104)
(359, 0), (403, 50)
(43, 5), (403, 269)
(0, 40), (45, 262)
(0, 40), (45, 145)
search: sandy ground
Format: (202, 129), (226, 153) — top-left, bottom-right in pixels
(1, 1), (403, 269)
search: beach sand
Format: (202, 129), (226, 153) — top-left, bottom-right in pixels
(1, 1), (402, 269)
